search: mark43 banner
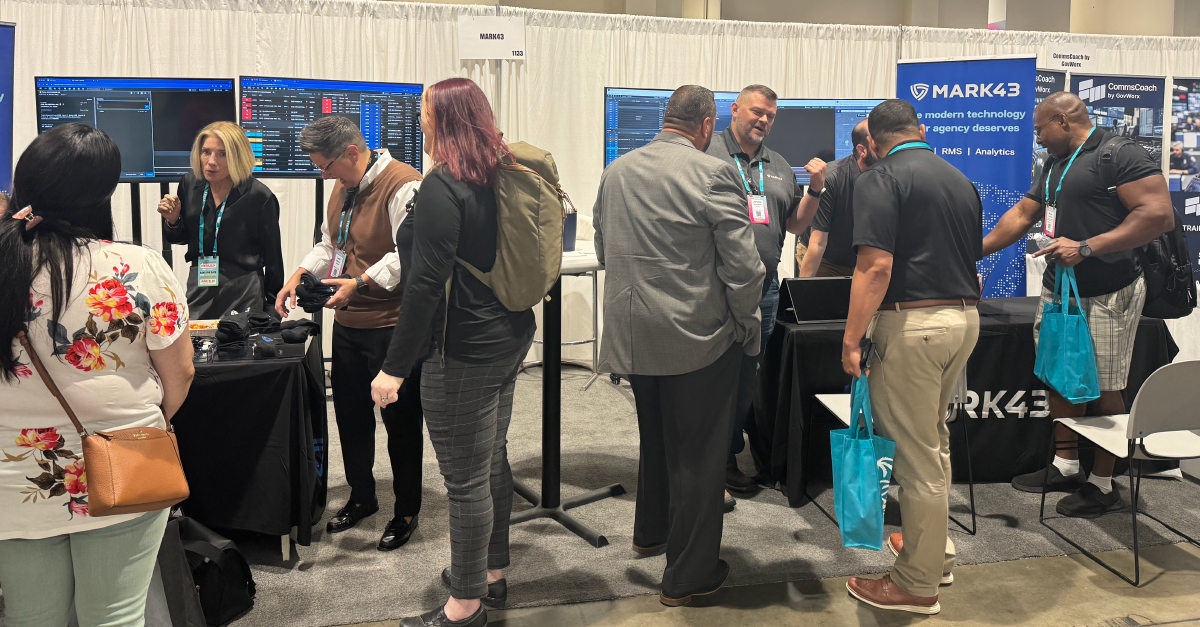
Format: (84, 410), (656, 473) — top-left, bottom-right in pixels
(897, 55), (1036, 298)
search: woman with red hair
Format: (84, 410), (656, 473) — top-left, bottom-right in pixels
(373, 77), (536, 627)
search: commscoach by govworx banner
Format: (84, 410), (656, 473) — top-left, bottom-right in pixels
(897, 56), (1037, 298)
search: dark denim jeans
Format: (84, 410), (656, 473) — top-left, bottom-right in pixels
(730, 272), (779, 466)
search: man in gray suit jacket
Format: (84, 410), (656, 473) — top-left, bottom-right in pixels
(593, 85), (765, 607)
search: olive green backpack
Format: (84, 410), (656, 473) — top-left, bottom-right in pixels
(456, 142), (569, 312)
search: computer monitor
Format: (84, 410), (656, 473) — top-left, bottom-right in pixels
(238, 77), (423, 177)
(35, 77), (236, 182)
(604, 87), (738, 166)
(603, 88), (882, 185)
(771, 99), (884, 184)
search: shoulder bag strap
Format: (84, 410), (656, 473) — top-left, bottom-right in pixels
(16, 331), (88, 437)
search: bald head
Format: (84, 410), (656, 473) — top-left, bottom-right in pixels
(1033, 91), (1094, 159)
(1037, 92), (1091, 125)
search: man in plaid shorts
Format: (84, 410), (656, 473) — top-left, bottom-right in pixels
(984, 92), (1174, 517)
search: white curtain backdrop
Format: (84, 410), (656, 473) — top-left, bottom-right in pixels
(4, 0), (1198, 360)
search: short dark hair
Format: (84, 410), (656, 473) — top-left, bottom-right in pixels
(738, 84), (777, 102)
(850, 119), (870, 150)
(868, 99), (920, 144)
(299, 115), (367, 159)
(664, 85), (716, 129)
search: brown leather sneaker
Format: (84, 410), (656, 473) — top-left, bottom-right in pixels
(887, 533), (954, 585)
(846, 575), (940, 615)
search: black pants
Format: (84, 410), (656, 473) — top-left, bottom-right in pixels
(331, 322), (424, 519)
(629, 342), (740, 596)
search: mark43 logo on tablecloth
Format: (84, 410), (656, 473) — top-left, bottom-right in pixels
(953, 389), (1051, 419)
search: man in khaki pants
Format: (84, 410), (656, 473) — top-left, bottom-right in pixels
(840, 100), (982, 615)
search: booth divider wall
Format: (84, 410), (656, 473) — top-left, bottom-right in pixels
(6, 0), (1200, 361)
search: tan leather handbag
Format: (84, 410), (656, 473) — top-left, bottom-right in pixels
(17, 331), (189, 516)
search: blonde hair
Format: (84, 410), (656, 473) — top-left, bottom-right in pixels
(190, 122), (256, 185)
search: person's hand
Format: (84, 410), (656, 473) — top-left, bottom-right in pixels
(805, 158), (828, 193)
(275, 275), (302, 318)
(157, 194), (182, 225)
(371, 371), (404, 408)
(1032, 237), (1084, 267)
(842, 341), (863, 378)
(323, 278), (357, 309)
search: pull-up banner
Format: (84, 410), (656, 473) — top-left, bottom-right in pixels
(897, 55), (1036, 298)
(1070, 73), (1166, 170)
(0, 23), (13, 195)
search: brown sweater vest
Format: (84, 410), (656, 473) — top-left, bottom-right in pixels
(327, 158), (422, 329)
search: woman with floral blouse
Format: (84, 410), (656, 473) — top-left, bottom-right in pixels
(0, 123), (195, 627)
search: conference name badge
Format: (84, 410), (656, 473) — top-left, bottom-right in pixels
(330, 250), (347, 279)
(749, 195), (770, 225)
(1044, 204), (1057, 238)
(198, 256), (219, 287)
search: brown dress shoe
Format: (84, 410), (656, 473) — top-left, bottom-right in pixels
(846, 575), (940, 615)
(887, 533), (954, 585)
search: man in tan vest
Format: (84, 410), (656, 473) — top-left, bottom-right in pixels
(276, 116), (424, 551)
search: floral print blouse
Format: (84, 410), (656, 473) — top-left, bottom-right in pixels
(0, 241), (188, 540)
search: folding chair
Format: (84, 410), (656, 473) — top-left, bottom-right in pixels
(1039, 360), (1200, 586)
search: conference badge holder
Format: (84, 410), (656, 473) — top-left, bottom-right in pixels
(198, 256), (220, 287)
(330, 249), (347, 278)
(1044, 204), (1057, 238)
(749, 195), (770, 225)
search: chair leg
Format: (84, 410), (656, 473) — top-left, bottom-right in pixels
(949, 405), (976, 535)
(1129, 457), (1141, 587)
(1039, 423), (1057, 522)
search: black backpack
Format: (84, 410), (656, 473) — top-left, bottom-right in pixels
(177, 517), (257, 626)
(1097, 136), (1197, 319)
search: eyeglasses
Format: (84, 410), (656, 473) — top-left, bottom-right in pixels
(312, 147), (348, 173)
(1033, 113), (1064, 139)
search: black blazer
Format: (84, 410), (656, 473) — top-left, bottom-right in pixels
(164, 172), (285, 302)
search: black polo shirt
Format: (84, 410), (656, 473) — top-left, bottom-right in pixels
(812, 156), (860, 268)
(705, 126), (802, 272)
(853, 143), (982, 304)
(1027, 129), (1161, 297)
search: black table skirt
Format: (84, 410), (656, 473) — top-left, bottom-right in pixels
(750, 297), (1179, 508)
(173, 338), (328, 544)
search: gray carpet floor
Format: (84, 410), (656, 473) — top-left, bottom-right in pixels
(220, 368), (1200, 627)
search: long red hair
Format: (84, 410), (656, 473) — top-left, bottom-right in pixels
(425, 78), (511, 188)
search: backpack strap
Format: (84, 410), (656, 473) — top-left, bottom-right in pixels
(1097, 135), (1135, 200)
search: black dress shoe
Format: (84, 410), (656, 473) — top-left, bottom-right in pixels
(441, 568), (507, 608)
(378, 514), (419, 551)
(660, 559), (730, 607)
(399, 605), (487, 627)
(1011, 463), (1086, 494)
(1056, 482), (1123, 519)
(726, 465), (760, 495)
(325, 501), (378, 534)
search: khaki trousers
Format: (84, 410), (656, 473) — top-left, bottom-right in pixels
(866, 304), (980, 597)
(795, 241), (854, 277)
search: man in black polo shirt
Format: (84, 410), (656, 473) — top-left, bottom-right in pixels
(841, 99), (981, 615)
(705, 83), (825, 504)
(799, 119), (876, 277)
(984, 92), (1173, 517)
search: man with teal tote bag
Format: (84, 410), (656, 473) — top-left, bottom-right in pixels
(841, 100), (981, 615)
(984, 92), (1173, 519)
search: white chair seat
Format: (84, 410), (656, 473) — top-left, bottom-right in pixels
(1055, 414), (1200, 460)
(815, 393), (853, 427)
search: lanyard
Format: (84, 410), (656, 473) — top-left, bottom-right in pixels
(1044, 127), (1095, 207)
(198, 184), (229, 256)
(337, 151), (380, 250)
(887, 141), (933, 156)
(735, 155), (765, 196)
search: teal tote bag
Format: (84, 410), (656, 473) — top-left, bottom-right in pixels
(830, 374), (897, 550)
(1033, 265), (1101, 404)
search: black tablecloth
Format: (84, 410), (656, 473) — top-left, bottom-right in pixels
(173, 337), (328, 545)
(752, 297), (1179, 508)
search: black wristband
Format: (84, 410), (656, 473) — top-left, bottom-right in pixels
(807, 186), (822, 198)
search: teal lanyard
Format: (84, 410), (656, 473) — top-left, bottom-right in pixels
(336, 192), (356, 249)
(1044, 127), (1095, 206)
(887, 141), (933, 156)
(735, 155), (765, 196)
(198, 184), (228, 256)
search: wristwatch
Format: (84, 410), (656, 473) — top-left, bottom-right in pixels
(806, 185), (823, 198)
(1079, 240), (1092, 258)
(355, 276), (370, 295)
